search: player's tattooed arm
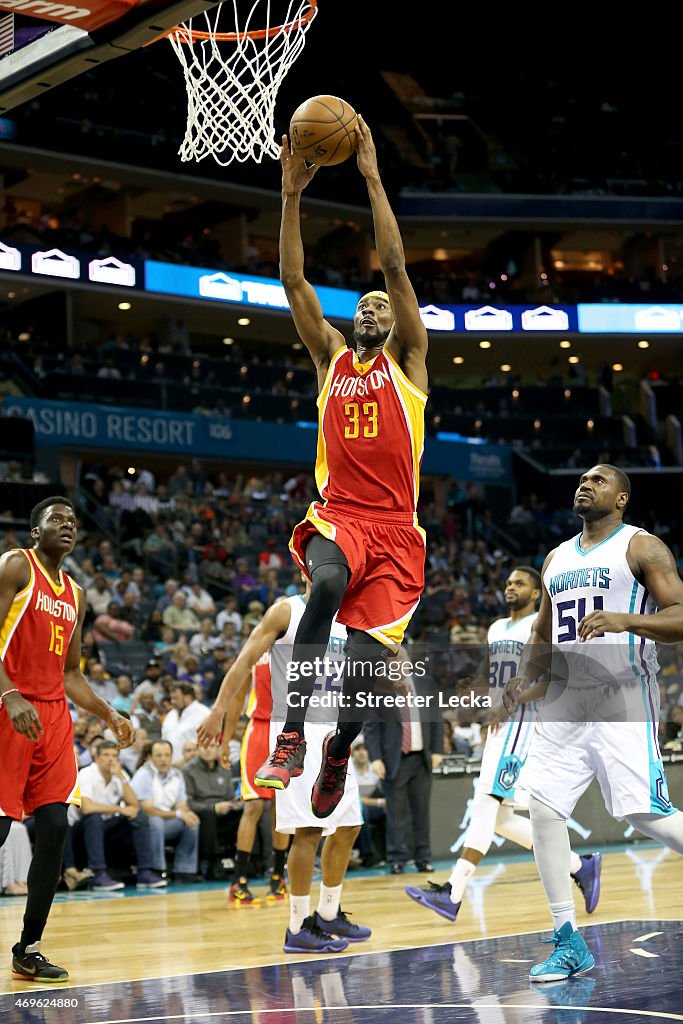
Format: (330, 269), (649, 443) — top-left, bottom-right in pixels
(579, 533), (683, 643)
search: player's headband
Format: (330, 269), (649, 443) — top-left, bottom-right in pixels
(358, 291), (390, 306)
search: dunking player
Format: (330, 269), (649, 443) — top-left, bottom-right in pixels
(501, 466), (683, 981)
(199, 586), (370, 952)
(254, 116), (429, 818)
(405, 566), (601, 921)
(0, 497), (134, 982)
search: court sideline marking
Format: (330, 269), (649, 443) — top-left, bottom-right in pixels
(78, 1003), (683, 1024)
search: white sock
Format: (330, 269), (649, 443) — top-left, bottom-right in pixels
(569, 851), (582, 875)
(317, 883), (342, 921)
(448, 858), (477, 904)
(289, 894), (310, 934)
(550, 900), (576, 932)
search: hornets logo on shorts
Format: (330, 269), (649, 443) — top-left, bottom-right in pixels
(654, 768), (672, 813)
(496, 755), (522, 793)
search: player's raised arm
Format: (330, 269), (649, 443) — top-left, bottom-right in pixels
(579, 533), (683, 643)
(356, 116), (428, 391)
(198, 599), (292, 745)
(279, 135), (346, 386)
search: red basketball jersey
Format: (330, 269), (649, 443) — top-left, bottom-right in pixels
(245, 651), (272, 722)
(0, 549), (79, 701)
(316, 347), (427, 514)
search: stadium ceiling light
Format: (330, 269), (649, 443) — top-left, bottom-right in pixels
(560, 340), (572, 349)
(118, 302), (132, 311)
(638, 340), (650, 349)
(568, 355), (580, 364)
(238, 317), (251, 326)
(500, 364), (511, 372)
(612, 363), (624, 371)
(479, 340), (492, 349)
(222, 337), (234, 345)
(452, 356), (464, 364)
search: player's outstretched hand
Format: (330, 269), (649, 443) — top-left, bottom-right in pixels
(108, 709), (135, 748)
(198, 707), (225, 747)
(501, 675), (528, 716)
(578, 609), (628, 642)
(4, 691), (43, 742)
(487, 702), (509, 733)
(280, 135), (319, 194)
(355, 115), (379, 179)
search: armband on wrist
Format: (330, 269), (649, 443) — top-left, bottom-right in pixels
(175, 809), (182, 819)
(0, 688), (20, 708)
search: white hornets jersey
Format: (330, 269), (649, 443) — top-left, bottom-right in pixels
(544, 523), (659, 686)
(487, 612), (538, 706)
(269, 596), (347, 723)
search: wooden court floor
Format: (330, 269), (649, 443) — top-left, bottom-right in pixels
(0, 845), (681, 994)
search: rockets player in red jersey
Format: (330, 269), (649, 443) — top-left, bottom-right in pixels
(255, 116), (429, 819)
(0, 497), (134, 983)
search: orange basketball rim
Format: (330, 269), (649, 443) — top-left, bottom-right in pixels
(169, 0), (316, 44)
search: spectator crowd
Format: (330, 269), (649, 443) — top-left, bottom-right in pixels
(1, 459), (683, 894)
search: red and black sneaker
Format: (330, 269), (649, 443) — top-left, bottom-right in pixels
(311, 731), (350, 818)
(254, 732), (307, 790)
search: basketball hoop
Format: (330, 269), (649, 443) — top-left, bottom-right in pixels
(167, 0), (318, 165)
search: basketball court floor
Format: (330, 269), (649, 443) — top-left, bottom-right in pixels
(1, 845), (681, 1023)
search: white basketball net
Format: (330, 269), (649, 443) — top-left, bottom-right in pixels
(169, 0), (317, 166)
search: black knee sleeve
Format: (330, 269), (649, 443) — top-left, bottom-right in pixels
(33, 802), (68, 845)
(283, 538), (349, 735)
(329, 629), (392, 756)
(0, 816), (12, 847)
(21, 803), (69, 948)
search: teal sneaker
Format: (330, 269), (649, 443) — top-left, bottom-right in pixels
(529, 922), (595, 982)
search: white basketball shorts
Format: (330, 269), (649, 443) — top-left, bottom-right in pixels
(519, 717), (676, 820)
(478, 705), (536, 806)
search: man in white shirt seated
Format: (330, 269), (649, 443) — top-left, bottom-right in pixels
(215, 595), (242, 635)
(162, 682), (210, 766)
(131, 739), (200, 883)
(72, 741), (166, 891)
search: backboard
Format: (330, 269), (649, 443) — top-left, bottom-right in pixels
(0, 0), (220, 112)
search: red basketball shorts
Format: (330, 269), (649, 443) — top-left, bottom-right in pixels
(0, 697), (80, 820)
(240, 717), (275, 801)
(289, 501), (426, 650)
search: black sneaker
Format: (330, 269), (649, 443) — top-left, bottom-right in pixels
(12, 942), (69, 983)
(311, 732), (349, 819)
(283, 915), (349, 953)
(313, 908), (371, 942)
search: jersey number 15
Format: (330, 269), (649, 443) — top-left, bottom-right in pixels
(49, 620), (65, 656)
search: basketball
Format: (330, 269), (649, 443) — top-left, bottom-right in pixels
(289, 95), (358, 166)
